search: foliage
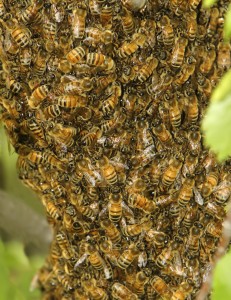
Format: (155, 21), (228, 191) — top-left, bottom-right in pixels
(212, 249), (231, 300)
(202, 92), (231, 161)
(202, 0), (217, 8)
(0, 239), (43, 300)
(224, 4), (231, 41)
(202, 4), (231, 300)
(202, 12), (231, 161)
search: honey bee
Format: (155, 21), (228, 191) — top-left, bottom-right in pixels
(171, 282), (193, 300)
(41, 104), (61, 120)
(120, 65), (136, 83)
(108, 192), (123, 223)
(205, 201), (225, 220)
(56, 231), (73, 260)
(186, 256), (202, 287)
(161, 157), (182, 188)
(200, 44), (216, 74)
(27, 150), (66, 171)
(184, 89), (199, 125)
(182, 151), (198, 177)
(24, 118), (47, 147)
(33, 49), (48, 76)
(43, 198), (61, 221)
(71, 7), (87, 39)
(66, 46), (86, 65)
(99, 239), (120, 266)
(185, 11), (197, 41)
(128, 193), (156, 214)
(207, 7), (219, 38)
(139, 18), (156, 48)
(86, 244), (105, 271)
(171, 37), (188, 68)
(57, 94), (86, 108)
(145, 229), (169, 249)
(100, 4), (113, 26)
(182, 202), (198, 228)
(84, 27), (106, 47)
(159, 15), (174, 47)
(120, 7), (135, 36)
(150, 276), (172, 299)
(131, 271), (149, 297)
(178, 177), (195, 206)
(16, 155), (31, 177)
(197, 73), (212, 99)
(74, 288), (89, 300)
(62, 76), (94, 95)
(217, 42), (231, 70)
(122, 0), (147, 12)
(112, 282), (138, 300)
(0, 18), (31, 48)
(168, 97), (182, 128)
(213, 174), (231, 205)
(97, 155), (117, 185)
(77, 157), (102, 187)
(101, 83), (121, 116)
(117, 244), (139, 269)
(82, 279), (108, 300)
(100, 219), (121, 244)
(174, 56), (196, 86)
(156, 241), (179, 269)
(188, 0), (201, 11)
(186, 223), (203, 253)
(56, 271), (73, 291)
(81, 126), (102, 147)
(188, 127), (201, 154)
(47, 122), (77, 148)
(117, 33), (147, 58)
(43, 16), (57, 42)
(20, 0), (43, 25)
(28, 84), (49, 109)
(122, 218), (152, 237)
(201, 171), (219, 198)
(89, 0), (101, 15)
(86, 52), (115, 73)
(206, 219), (222, 238)
(78, 202), (98, 220)
(135, 120), (154, 151)
(19, 47), (32, 67)
(136, 56), (158, 83)
(94, 73), (116, 95)
(50, 3), (65, 23)
(201, 235), (217, 256)
(152, 122), (173, 148)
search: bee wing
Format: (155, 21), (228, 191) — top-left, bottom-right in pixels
(99, 205), (108, 218)
(138, 251), (148, 268)
(194, 187), (204, 205)
(74, 253), (88, 269)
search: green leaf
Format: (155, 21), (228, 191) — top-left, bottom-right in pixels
(202, 0), (217, 8)
(211, 69), (231, 103)
(212, 250), (231, 300)
(202, 94), (231, 161)
(224, 4), (231, 41)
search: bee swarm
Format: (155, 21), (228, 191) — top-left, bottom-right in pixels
(1, 0), (231, 299)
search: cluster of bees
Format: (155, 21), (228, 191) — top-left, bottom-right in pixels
(1, 0), (231, 299)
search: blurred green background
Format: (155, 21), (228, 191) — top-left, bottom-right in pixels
(0, 126), (49, 300)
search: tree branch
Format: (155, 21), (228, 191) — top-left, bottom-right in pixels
(0, 190), (52, 254)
